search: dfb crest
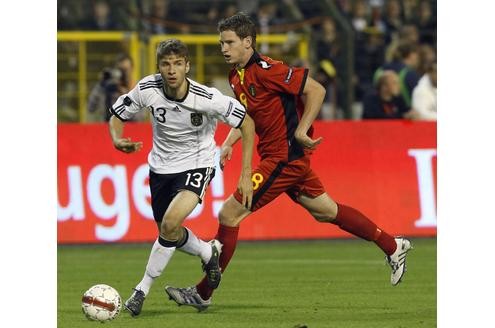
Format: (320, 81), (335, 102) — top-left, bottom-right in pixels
(190, 113), (203, 126)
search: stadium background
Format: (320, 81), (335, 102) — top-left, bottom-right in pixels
(56, 1), (437, 327)
(57, 0), (436, 244)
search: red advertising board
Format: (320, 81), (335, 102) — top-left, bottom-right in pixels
(57, 121), (436, 244)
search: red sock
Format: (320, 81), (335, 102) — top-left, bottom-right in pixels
(196, 224), (239, 300)
(334, 203), (397, 255)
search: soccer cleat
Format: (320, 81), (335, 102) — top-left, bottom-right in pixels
(202, 239), (223, 289)
(386, 237), (413, 286)
(123, 288), (145, 317)
(165, 286), (211, 312)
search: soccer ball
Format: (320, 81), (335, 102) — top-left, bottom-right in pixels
(81, 284), (122, 322)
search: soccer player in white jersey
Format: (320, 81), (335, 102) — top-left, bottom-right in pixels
(108, 39), (255, 316)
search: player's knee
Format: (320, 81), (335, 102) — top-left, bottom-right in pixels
(160, 218), (181, 237)
(218, 195), (250, 227)
(312, 212), (332, 223)
(218, 208), (240, 227)
(311, 207), (337, 223)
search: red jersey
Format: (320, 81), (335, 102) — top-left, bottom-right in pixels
(229, 52), (313, 162)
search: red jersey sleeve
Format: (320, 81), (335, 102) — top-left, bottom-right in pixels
(257, 62), (309, 96)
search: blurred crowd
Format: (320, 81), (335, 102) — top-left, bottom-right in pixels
(58, 0), (436, 121)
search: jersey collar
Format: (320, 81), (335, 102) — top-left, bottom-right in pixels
(238, 51), (261, 69)
(161, 79), (190, 103)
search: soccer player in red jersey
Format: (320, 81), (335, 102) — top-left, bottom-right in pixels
(166, 13), (412, 311)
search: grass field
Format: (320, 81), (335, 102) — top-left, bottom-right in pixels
(58, 238), (436, 328)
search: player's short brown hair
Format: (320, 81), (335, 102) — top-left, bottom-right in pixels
(218, 12), (257, 49)
(156, 39), (189, 64)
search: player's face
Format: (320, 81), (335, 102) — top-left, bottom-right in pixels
(220, 30), (252, 65)
(157, 54), (190, 89)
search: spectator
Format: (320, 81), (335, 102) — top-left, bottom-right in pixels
(414, 0), (436, 45)
(363, 70), (409, 119)
(398, 24), (420, 45)
(207, 2), (238, 24)
(255, 0), (285, 53)
(369, 3), (386, 34)
(145, 0), (170, 34)
(417, 44), (436, 76)
(314, 17), (343, 119)
(355, 31), (386, 104)
(385, 24), (419, 61)
(223, 4), (239, 20)
(336, 0), (353, 20)
(87, 53), (145, 122)
(402, 0), (418, 23)
(374, 42), (420, 107)
(81, 0), (119, 30)
(236, 0), (260, 16)
(383, 0), (402, 44)
(351, 0), (369, 33)
(352, 0), (372, 105)
(408, 62), (436, 120)
(58, 1), (85, 30)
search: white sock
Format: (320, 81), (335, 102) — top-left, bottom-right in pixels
(135, 238), (176, 297)
(177, 228), (212, 263)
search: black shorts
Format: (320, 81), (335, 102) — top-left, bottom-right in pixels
(149, 167), (215, 222)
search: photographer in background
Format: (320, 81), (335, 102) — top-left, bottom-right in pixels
(87, 53), (146, 122)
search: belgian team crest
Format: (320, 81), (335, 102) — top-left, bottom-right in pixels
(248, 84), (256, 97)
(190, 113), (203, 126)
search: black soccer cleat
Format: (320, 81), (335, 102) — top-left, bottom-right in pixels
(202, 239), (223, 289)
(124, 288), (145, 317)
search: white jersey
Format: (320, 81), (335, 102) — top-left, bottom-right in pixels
(110, 74), (247, 174)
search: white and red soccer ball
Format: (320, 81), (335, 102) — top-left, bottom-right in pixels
(81, 284), (122, 322)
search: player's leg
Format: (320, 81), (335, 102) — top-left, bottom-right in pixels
(197, 195), (251, 293)
(292, 170), (412, 285)
(171, 167), (223, 288)
(167, 159), (295, 310)
(166, 195), (251, 311)
(296, 192), (398, 254)
(139, 190), (201, 292)
(125, 189), (200, 316)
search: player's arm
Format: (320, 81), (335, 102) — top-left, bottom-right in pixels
(107, 83), (145, 153)
(236, 114), (255, 209)
(108, 115), (143, 153)
(257, 62), (324, 149)
(210, 91), (255, 208)
(219, 128), (241, 169)
(294, 76), (326, 149)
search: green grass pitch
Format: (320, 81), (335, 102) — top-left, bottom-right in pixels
(58, 238), (436, 327)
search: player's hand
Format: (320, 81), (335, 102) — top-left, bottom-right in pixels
(294, 132), (323, 150)
(237, 172), (253, 210)
(113, 137), (143, 153)
(219, 145), (233, 171)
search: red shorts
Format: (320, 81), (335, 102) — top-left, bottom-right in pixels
(234, 156), (326, 211)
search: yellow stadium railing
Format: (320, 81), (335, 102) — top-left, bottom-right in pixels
(57, 32), (308, 122)
(147, 34), (309, 83)
(57, 32), (140, 122)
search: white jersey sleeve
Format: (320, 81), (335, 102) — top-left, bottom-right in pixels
(109, 79), (149, 121)
(211, 90), (247, 129)
(190, 84), (247, 128)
